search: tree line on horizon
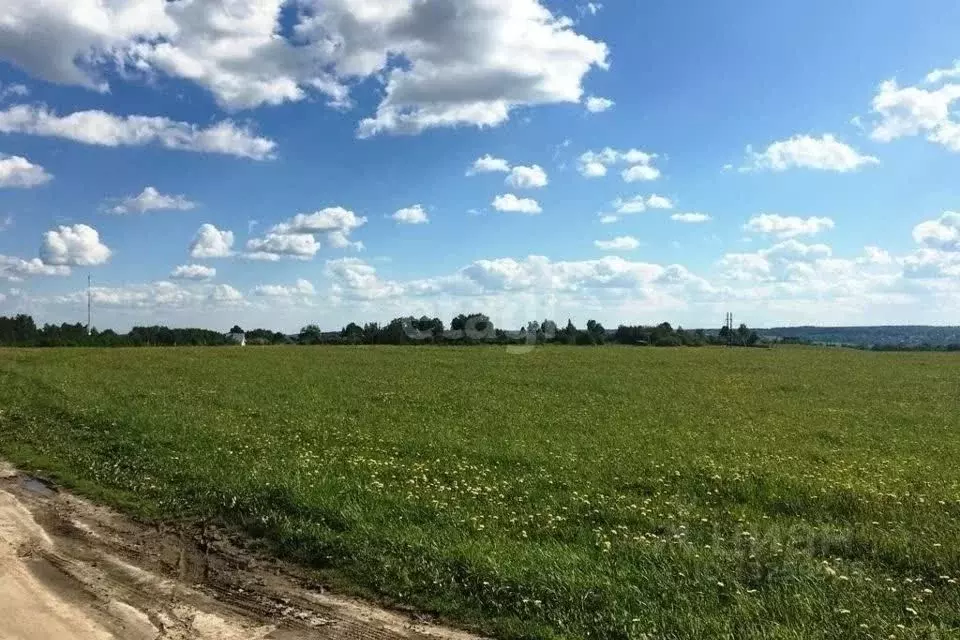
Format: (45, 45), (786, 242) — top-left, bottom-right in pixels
(0, 312), (763, 348)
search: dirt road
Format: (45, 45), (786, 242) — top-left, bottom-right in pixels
(0, 461), (482, 640)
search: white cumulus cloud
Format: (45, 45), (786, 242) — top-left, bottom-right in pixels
(594, 236), (640, 251)
(0, 153), (51, 187)
(913, 212), (960, 251)
(492, 194), (542, 215)
(108, 186), (196, 214)
(671, 213), (712, 223)
(40, 223), (111, 266)
(608, 194), (674, 218)
(744, 214), (835, 239)
(585, 96), (614, 113)
(579, 147), (660, 181)
(245, 233), (320, 261)
(0, 1), (609, 137)
(506, 165), (549, 189)
(742, 134), (878, 172)
(869, 73), (960, 151)
(646, 195), (674, 210)
(467, 154), (510, 175)
(189, 224), (234, 259)
(265, 206), (367, 253)
(0, 104), (276, 159)
(170, 264), (216, 281)
(392, 204), (429, 225)
(0, 255), (71, 281)
(253, 279), (316, 297)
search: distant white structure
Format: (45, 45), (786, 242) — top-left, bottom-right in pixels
(227, 330), (246, 346)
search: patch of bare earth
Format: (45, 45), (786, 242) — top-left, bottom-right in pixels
(0, 461), (484, 640)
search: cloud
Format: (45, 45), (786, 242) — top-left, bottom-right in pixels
(646, 195), (674, 210)
(325, 231), (365, 252)
(869, 76), (960, 151)
(599, 215), (619, 224)
(392, 204), (429, 225)
(862, 246), (893, 265)
(671, 213), (712, 223)
(245, 233), (320, 261)
(718, 240), (834, 281)
(266, 207), (367, 253)
(0, 1), (609, 137)
(578, 2), (604, 17)
(271, 207), (366, 235)
(107, 186), (196, 214)
(209, 284), (244, 304)
(913, 211), (960, 251)
(614, 196), (649, 214)
(609, 194), (674, 217)
(743, 214), (835, 239)
(926, 60), (960, 84)
(50, 281), (246, 310)
(578, 147), (660, 181)
(189, 224), (234, 259)
(326, 258), (406, 301)
(40, 224), (111, 266)
(253, 279), (316, 298)
(0, 255), (70, 281)
(742, 134), (879, 172)
(243, 207), (368, 260)
(170, 264), (216, 281)
(492, 194), (542, 214)
(459, 255), (707, 294)
(506, 164), (548, 189)
(899, 248), (960, 279)
(585, 96), (614, 113)
(622, 165), (661, 182)
(467, 154), (510, 175)
(469, 156), (548, 189)
(324, 255), (710, 308)
(343, 2), (610, 136)
(0, 104), (276, 159)
(0, 153), (52, 187)
(594, 236), (640, 251)
(0, 84), (29, 101)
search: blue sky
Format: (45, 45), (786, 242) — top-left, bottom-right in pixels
(2, 0), (960, 332)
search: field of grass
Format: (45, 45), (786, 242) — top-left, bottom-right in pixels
(0, 345), (958, 639)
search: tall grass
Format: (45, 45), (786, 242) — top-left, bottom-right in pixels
(0, 346), (958, 639)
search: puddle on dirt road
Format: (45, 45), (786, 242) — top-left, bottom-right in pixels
(20, 475), (58, 497)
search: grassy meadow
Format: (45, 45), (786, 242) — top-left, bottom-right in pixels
(0, 345), (958, 639)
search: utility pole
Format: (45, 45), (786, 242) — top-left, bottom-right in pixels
(86, 274), (92, 335)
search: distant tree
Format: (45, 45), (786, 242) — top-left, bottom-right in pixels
(363, 322), (380, 344)
(230, 325), (244, 334)
(719, 324), (731, 342)
(299, 324), (323, 345)
(341, 322), (364, 343)
(456, 313), (494, 340)
(586, 319), (606, 345)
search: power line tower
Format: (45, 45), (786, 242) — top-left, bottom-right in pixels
(724, 312), (733, 345)
(86, 274), (92, 335)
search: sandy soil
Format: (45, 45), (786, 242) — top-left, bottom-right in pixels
(0, 461), (483, 640)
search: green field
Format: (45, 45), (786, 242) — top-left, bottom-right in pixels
(0, 346), (958, 639)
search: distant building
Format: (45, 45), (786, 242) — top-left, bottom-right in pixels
(227, 330), (246, 346)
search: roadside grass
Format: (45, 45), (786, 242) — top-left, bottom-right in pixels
(0, 345), (958, 638)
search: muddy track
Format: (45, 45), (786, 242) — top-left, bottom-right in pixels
(0, 461), (484, 640)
